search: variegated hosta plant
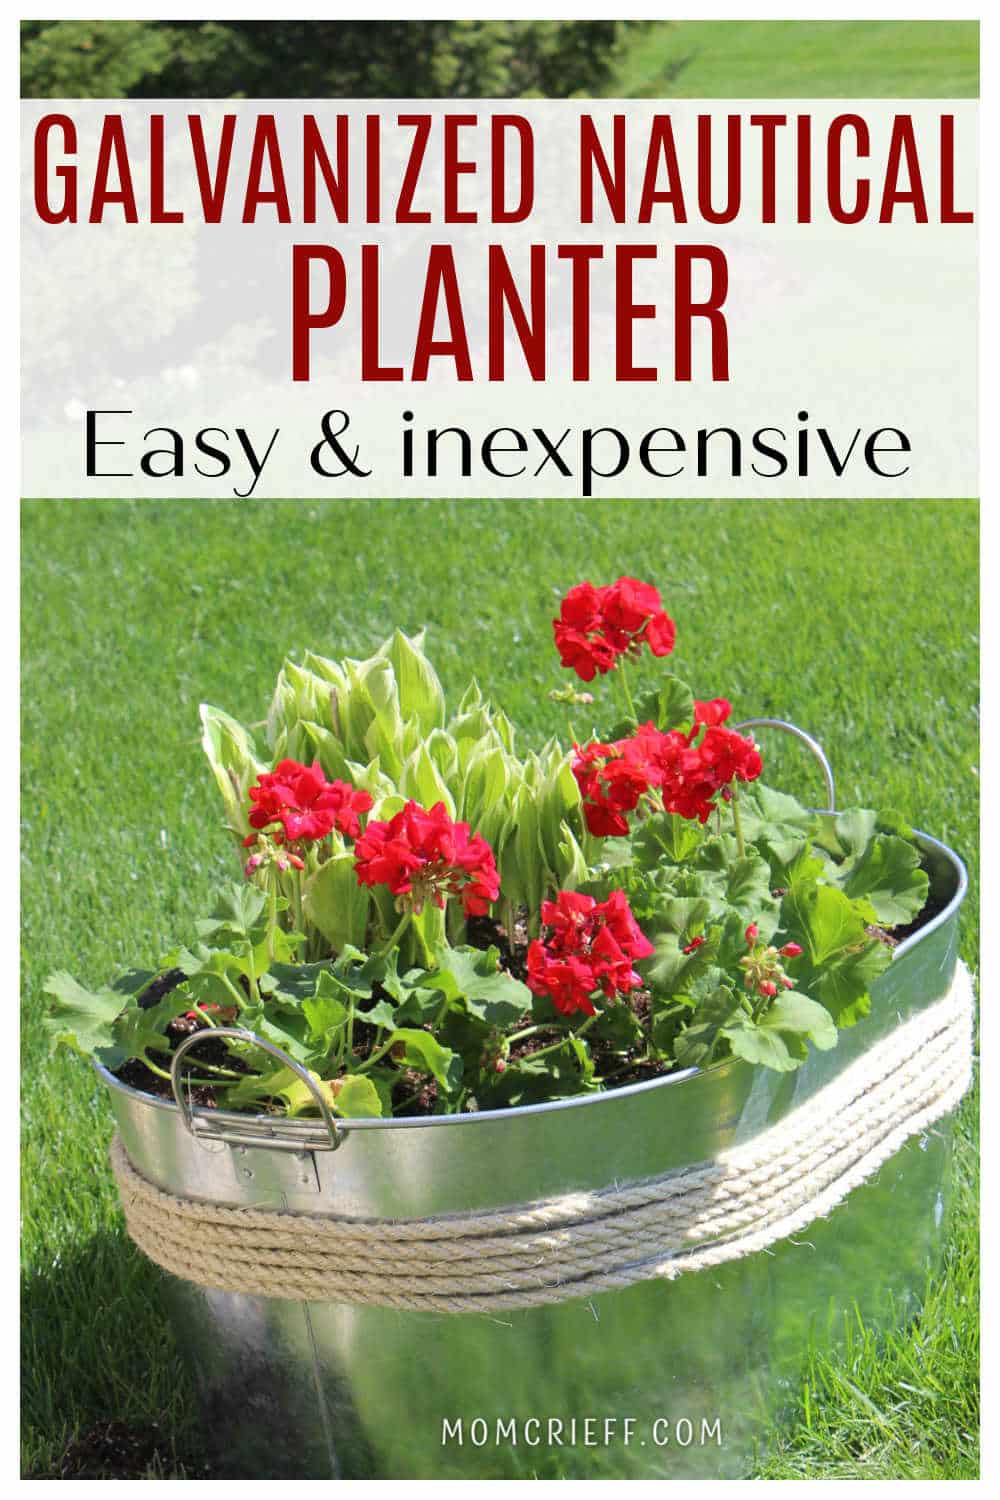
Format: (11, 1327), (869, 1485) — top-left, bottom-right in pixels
(200, 627), (593, 962)
(45, 578), (933, 1120)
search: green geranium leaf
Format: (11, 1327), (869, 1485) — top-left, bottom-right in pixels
(302, 992), (349, 1045)
(840, 834), (929, 926)
(780, 879), (890, 1025)
(633, 810), (704, 867)
(816, 808), (878, 866)
(237, 1002), (314, 1063)
(723, 1014), (800, 1072)
(43, 973), (128, 1066)
(222, 1063), (302, 1111)
(113, 993), (194, 1067)
(424, 945), (531, 1028)
(813, 944), (889, 1026)
(589, 1001), (644, 1050)
(496, 1035), (597, 1106)
(385, 1029), (462, 1093)
(757, 990), (838, 1051)
(331, 1073), (384, 1119)
(672, 985), (743, 1070)
(644, 923), (720, 995)
(610, 676), (695, 738)
(197, 881), (268, 940)
(268, 960), (341, 1003)
(784, 880), (868, 964)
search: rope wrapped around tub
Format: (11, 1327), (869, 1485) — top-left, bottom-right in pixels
(111, 962), (975, 1314)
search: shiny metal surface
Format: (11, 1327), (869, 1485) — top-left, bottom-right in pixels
(98, 829), (968, 1478)
(732, 717), (837, 811)
(169, 1026), (343, 1151)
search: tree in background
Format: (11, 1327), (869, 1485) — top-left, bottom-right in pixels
(21, 19), (640, 98)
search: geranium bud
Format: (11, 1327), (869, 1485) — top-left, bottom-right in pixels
(682, 936), (705, 955)
(288, 853), (305, 870)
(244, 853), (263, 877)
(758, 980), (778, 998)
(745, 924), (759, 945)
(782, 977), (794, 989)
(494, 1058), (506, 1074)
(780, 942), (803, 958)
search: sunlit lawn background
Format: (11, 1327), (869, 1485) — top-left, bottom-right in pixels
(22, 496), (978, 1477)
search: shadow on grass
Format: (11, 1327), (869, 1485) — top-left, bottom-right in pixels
(21, 1227), (210, 1478)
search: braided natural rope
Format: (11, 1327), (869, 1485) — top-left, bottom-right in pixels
(112, 963), (974, 1313)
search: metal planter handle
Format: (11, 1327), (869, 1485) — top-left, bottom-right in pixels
(731, 718), (837, 814)
(170, 1026), (343, 1151)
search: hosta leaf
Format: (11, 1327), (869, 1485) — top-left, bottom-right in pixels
(424, 727), (459, 784)
(299, 721), (354, 782)
(359, 658), (405, 779)
(375, 628), (446, 735)
(303, 853), (371, 954)
(399, 743), (456, 819)
(501, 786), (544, 921)
(553, 819), (589, 891)
(199, 704), (264, 838)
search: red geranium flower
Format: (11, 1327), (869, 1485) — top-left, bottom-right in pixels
(353, 800), (500, 917)
(244, 760), (373, 845)
(692, 698), (732, 730)
(553, 576), (675, 682)
(574, 715), (762, 836)
(696, 725), (763, 789)
(526, 888), (653, 1017)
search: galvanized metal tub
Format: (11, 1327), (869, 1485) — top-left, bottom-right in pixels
(98, 824), (968, 1480)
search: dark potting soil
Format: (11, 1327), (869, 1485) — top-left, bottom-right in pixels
(115, 883), (938, 1117)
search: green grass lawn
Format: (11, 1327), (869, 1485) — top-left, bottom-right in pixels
(21, 497), (978, 1478)
(613, 20), (979, 97)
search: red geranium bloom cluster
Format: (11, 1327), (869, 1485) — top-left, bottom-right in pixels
(573, 702), (762, 837)
(353, 800), (500, 917)
(526, 889), (654, 1018)
(553, 577), (676, 682)
(571, 724), (673, 837)
(244, 759), (373, 846)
